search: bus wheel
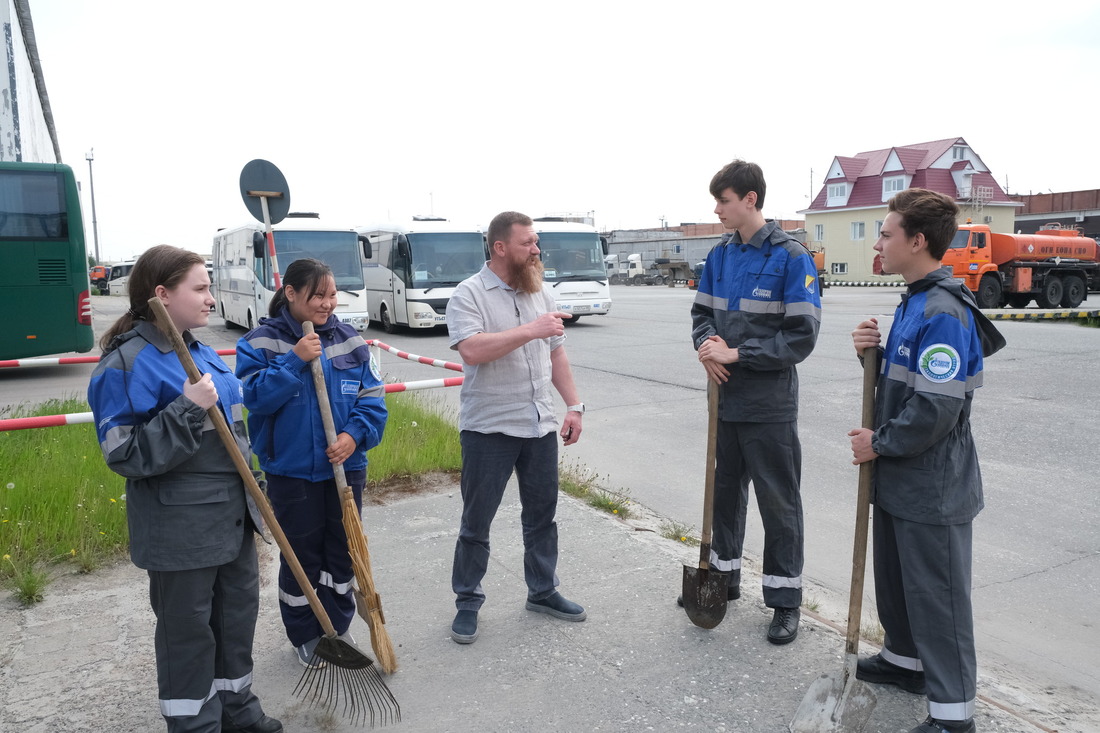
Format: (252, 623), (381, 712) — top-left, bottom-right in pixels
(1061, 275), (1085, 308)
(380, 305), (398, 334)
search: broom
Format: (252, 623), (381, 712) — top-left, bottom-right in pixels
(147, 298), (399, 727)
(302, 321), (397, 675)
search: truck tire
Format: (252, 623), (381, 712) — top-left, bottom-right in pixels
(1007, 294), (1032, 309)
(1035, 276), (1063, 309)
(609, 274), (620, 285)
(1061, 275), (1085, 308)
(977, 275), (1003, 309)
(632, 275), (645, 286)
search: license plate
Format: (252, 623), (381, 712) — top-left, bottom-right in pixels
(572, 305), (590, 313)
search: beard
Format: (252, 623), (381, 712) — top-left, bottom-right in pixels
(509, 255), (545, 294)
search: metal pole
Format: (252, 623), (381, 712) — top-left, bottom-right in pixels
(85, 149), (100, 264)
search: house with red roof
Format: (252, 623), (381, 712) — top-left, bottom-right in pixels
(800, 137), (1018, 281)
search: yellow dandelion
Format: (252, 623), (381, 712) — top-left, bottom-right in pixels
(70, 549), (76, 556)
(99, 531), (105, 536)
(3, 554), (9, 561)
(681, 536), (687, 542)
(612, 509), (618, 514)
(109, 498), (117, 503)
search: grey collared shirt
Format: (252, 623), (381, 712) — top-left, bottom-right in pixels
(447, 265), (565, 438)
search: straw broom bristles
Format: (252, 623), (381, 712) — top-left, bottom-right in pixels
(342, 490), (397, 674)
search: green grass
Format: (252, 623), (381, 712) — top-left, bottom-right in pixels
(0, 398), (129, 602)
(559, 461), (632, 518)
(366, 392), (462, 483)
(0, 392), (462, 604)
(659, 519), (699, 546)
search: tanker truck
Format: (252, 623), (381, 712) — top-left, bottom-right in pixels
(941, 222), (1100, 309)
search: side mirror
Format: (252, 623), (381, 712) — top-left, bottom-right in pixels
(397, 234), (410, 260)
(600, 235), (608, 256)
(252, 231), (266, 259)
(359, 234), (372, 259)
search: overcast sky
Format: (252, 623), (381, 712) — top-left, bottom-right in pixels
(29, 0), (1100, 262)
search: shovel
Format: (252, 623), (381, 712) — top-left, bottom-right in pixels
(789, 348), (880, 732)
(682, 380), (731, 629)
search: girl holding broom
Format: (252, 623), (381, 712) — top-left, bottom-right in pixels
(88, 245), (282, 733)
(235, 258), (388, 668)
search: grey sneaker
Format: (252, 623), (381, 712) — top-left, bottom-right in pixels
(295, 637), (327, 669)
(451, 609), (479, 644)
(525, 591), (587, 621)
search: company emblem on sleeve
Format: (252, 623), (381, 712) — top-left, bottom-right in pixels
(341, 379), (360, 395)
(804, 274), (816, 292)
(369, 355), (381, 382)
(918, 343), (960, 383)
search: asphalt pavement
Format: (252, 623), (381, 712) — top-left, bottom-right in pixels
(0, 477), (1071, 733)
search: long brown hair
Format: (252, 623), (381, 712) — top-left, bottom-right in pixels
(99, 245), (205, 352)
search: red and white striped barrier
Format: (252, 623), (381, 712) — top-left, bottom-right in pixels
(0, 377), (464, 432)
(366, 339), (463, 372)
(1, 339), (465, 431)
(0, 412), (95, 430)
(1, 349), (238, 369)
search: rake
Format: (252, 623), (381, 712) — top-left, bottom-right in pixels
(148, 297), (399, 727)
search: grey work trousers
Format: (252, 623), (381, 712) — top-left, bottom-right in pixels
(147, 529), (264, 733)
(452, 430), (560, 611)
(873, 506), (977, 723)
(711, 419), (804, 609)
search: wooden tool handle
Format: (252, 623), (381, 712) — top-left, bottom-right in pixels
(300, 322), (352, 500)
(698, 380), (720, 569)
(846, 348), (879, 654)
(147, 297), (336, 637)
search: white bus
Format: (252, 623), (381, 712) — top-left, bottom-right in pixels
(533, 219), (612, 320)
(212, 213), (371, 331)
(357, 218), (486, 333)
(105, 260), (136, 297)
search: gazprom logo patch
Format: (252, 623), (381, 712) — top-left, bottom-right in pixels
(918, 343), (960, 383)
(752, 287), (773, 298)
(341, 379), (359, 395)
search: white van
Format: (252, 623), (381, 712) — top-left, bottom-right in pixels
(105, 260), (136, 297)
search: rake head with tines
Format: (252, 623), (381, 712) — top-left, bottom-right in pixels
(293, 635), (401, 728)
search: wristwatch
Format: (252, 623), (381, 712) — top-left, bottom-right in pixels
(567, 403), (585, 414)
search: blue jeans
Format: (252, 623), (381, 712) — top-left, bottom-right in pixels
(452, 431), (560, 610)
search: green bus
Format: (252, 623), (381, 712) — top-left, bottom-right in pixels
(0, 161), (94, 359)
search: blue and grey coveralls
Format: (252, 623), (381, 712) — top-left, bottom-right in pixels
(865, 267), (1004, 724)
(690, 221), (822, 609)
(235, 309), (387, 647)
(89, 321), (268, 733)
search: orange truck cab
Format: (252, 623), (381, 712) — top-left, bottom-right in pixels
(89, 265), (110, 289)
(942, 222), (1100, 309)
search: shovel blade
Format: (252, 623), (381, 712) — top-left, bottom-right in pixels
(789, 669), (877, 733)
(682, 564), (730, 629)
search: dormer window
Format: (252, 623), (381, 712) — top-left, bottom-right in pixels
(952, 145), (967, 160)
(883, 176), (905, 197)
(828, 183), (847, 198)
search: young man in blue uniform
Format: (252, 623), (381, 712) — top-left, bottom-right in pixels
(849, 188), (1004, 733)
(687, 160), (822, 644)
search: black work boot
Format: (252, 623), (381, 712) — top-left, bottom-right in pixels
(856, 653), (927, 694)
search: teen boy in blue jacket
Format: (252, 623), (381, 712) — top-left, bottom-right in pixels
(849, 188), (1004, 733)
(687, 159), (821, 645)
(235, 258), (387, 667)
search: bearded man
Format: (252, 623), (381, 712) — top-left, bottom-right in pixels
(444, 210), (588, 644)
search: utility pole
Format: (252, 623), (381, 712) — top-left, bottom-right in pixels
(85, 149), (100, 263)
